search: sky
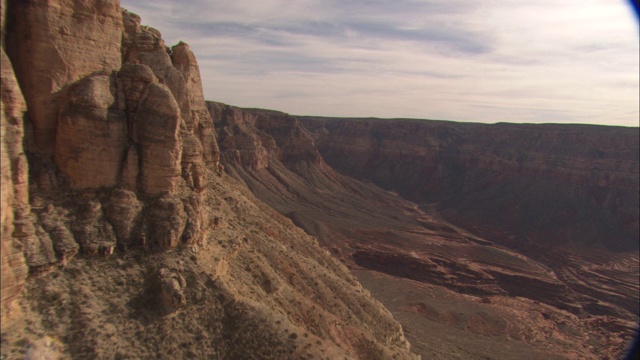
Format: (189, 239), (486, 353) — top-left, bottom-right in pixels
(121, 0), (639, 126)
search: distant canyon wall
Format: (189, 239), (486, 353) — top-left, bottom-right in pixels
(299, 117), (639, 253)
(209, 103), (324, 174)
(208, 104), (639, 254)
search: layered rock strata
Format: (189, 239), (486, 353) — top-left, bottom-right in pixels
(5, 0), (123, 155)
(212, 104), (639, 359)
(300, 117), (639, 253)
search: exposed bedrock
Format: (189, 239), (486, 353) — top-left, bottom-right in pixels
(5, 0), (123, 154)
(1, 47), (29, 326)
(0, 4), (420, 359)
(55, 73), (127, 189)
(0, 0), (221, 321)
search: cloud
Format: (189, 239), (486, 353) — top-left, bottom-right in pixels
(121, 0), (639, 126)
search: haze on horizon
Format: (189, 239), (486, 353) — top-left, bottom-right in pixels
(122, 0), (639, 127)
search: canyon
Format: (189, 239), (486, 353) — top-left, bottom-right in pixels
(212, 105), (639, 359)
(1, 0), (638, 359)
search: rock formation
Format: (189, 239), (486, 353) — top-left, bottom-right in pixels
(5, 0), (123, 155)
(0, 1), (417, 359)
(55, 73), (128, 189)
(1, 0), (222, 277)
(209, 102), (276, 171)
(0, 48), (29, 326)
(1, 0), (637, 358)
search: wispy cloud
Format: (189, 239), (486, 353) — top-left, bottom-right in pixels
(121, 0), (639, 126)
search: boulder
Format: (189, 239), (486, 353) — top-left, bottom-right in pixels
(157, 268), (186, 313)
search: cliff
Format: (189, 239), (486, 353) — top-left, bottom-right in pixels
(212, 104), (639, 359)
(0, 1), (417, 359)
(300, 117), (639, 253)
(1, 0), (222, 311)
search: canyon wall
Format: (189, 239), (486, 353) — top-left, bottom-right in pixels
(300, 117), (639, 253)
(1, 0), (31, 324)
(213, 105), (639, 358)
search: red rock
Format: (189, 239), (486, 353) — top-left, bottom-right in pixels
(133, 83), (182, 195)
(5, 0), (123, 154)
(55, 74), (128, 189)
(1, 48), (29, 327)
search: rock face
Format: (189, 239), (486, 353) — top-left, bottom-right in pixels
(171, 42), (220, 167)
(0, 47), (29, 327)
(209, 102), (276, 171)
(0, 0), (220, 324)
(133, 82), (182, 194)
(144, 195), (187, 250)
(55, 73), (127, 189)
(122, 11), (220, 190)
(0, 0), (222, 276)
(5, 0), (123, 154)
(0, 2), (418, 359)
(2, 1), (218, 300)
(103, 189), (142, 247)
(300, 117), (639, 253)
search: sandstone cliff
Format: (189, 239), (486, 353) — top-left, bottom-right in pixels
(0, 1), (417, 359)
(2, 0), (223, 289)
(1, 46), (30, 326)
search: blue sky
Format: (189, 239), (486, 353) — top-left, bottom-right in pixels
(121, 0), (639, 126)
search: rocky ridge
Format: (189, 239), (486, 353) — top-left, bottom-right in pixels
(0, 1), (417, 359)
